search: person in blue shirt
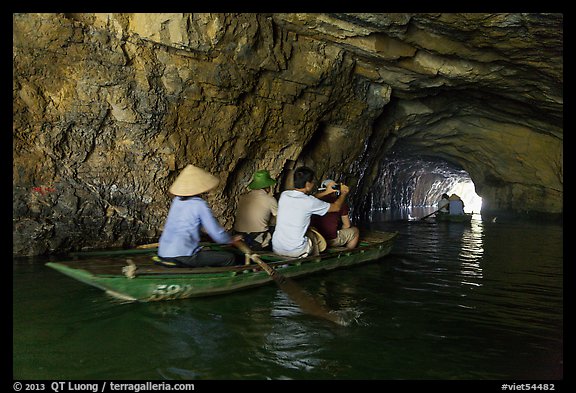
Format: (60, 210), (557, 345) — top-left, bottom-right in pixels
(158, 164), (242, 267)
(448, 193), (465, 215)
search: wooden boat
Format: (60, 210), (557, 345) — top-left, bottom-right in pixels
(435, 212), (473, 223)
(45, 230), (398, 302)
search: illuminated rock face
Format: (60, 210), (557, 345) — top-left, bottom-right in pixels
(13, 13), (562, 256)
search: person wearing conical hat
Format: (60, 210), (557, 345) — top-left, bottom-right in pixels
(448, 193), (465, 215)
(157, 164), (242, 267)
(233, 170), (278, 251)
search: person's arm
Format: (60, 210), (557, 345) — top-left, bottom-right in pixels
(315, 180), (337, 199)
(270, 196), (278, 217)
(198, 201), (232, 244)
(341, 214), (352, 229)
(268, 197), (278, 226)
(327, 184), (349, 213)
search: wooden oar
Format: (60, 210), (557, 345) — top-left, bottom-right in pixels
(233, 240), (343, 325)
(419, 207), (443, 221)
(135, 242), (159, 249)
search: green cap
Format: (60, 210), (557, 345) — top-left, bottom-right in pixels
(248, 170), (276, 190)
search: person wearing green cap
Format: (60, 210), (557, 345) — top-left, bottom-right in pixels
(233, 170), (278, 251)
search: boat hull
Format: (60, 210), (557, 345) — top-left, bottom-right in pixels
(46, 231), (398, 302)
(435, 213), (473, 223)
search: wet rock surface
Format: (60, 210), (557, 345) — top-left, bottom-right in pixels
(13, 13), (563, 256)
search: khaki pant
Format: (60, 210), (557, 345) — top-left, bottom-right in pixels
(328, 227), (358, 247)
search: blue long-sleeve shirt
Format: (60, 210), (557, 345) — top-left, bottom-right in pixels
(158, 197), (231, 258)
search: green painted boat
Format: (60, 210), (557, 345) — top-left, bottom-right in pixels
(435, 213), (473, 223)
(46, 230), (398, 302)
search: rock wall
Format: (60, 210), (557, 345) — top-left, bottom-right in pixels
(13, 13), (563, 256)
(13, 13), (390, 256)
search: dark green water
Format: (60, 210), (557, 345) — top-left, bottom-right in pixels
(13, 213), (563, 380)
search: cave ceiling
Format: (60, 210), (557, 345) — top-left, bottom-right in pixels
(273, 13), (563, 127)
(273, 13), (563, 214)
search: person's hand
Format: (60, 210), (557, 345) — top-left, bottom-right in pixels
(339, 183), (350, 195)
(231, 234), (243, 244)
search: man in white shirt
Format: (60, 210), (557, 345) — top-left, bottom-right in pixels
(272, 166), (350, 258)
(438, 193), (450, 214)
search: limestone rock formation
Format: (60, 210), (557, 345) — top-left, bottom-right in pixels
(13, 13), (563, 256)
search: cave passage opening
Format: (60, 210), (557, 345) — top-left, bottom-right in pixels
(358, 152), (482, 222)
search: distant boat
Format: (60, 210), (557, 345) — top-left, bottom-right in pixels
(435, 213), (473, 223)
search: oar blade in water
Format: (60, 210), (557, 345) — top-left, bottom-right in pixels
(272, 273), (345, 325)
(234, 240), (345, 326)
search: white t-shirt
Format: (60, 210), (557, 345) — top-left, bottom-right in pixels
(272, 190), (330, 257)
(438, 198), (449, 213)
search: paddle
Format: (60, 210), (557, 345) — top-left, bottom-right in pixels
(135, 242), (159, 249)
(232, 239), (344, 325)
(420, 207), (443, 221)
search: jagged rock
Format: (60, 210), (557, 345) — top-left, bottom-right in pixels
(13, 13), (563, 256)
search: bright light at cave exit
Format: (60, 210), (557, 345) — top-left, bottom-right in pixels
(447, 180), (483, 213)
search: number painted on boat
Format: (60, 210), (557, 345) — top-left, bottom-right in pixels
(149, 284), (194, 301)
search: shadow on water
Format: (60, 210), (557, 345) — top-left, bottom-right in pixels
(13, 211), (562, 380)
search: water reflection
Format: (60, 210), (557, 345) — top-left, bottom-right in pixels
(13, 215), (562, 380)
(458, 217), (485, 286)
(260, 291), (328, 375)
(142, 293), (279, 379)
(436, 214), (485, 287)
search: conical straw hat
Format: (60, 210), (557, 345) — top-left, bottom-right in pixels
(169, 164), (220, 196)
(309, 227), (327, 252)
